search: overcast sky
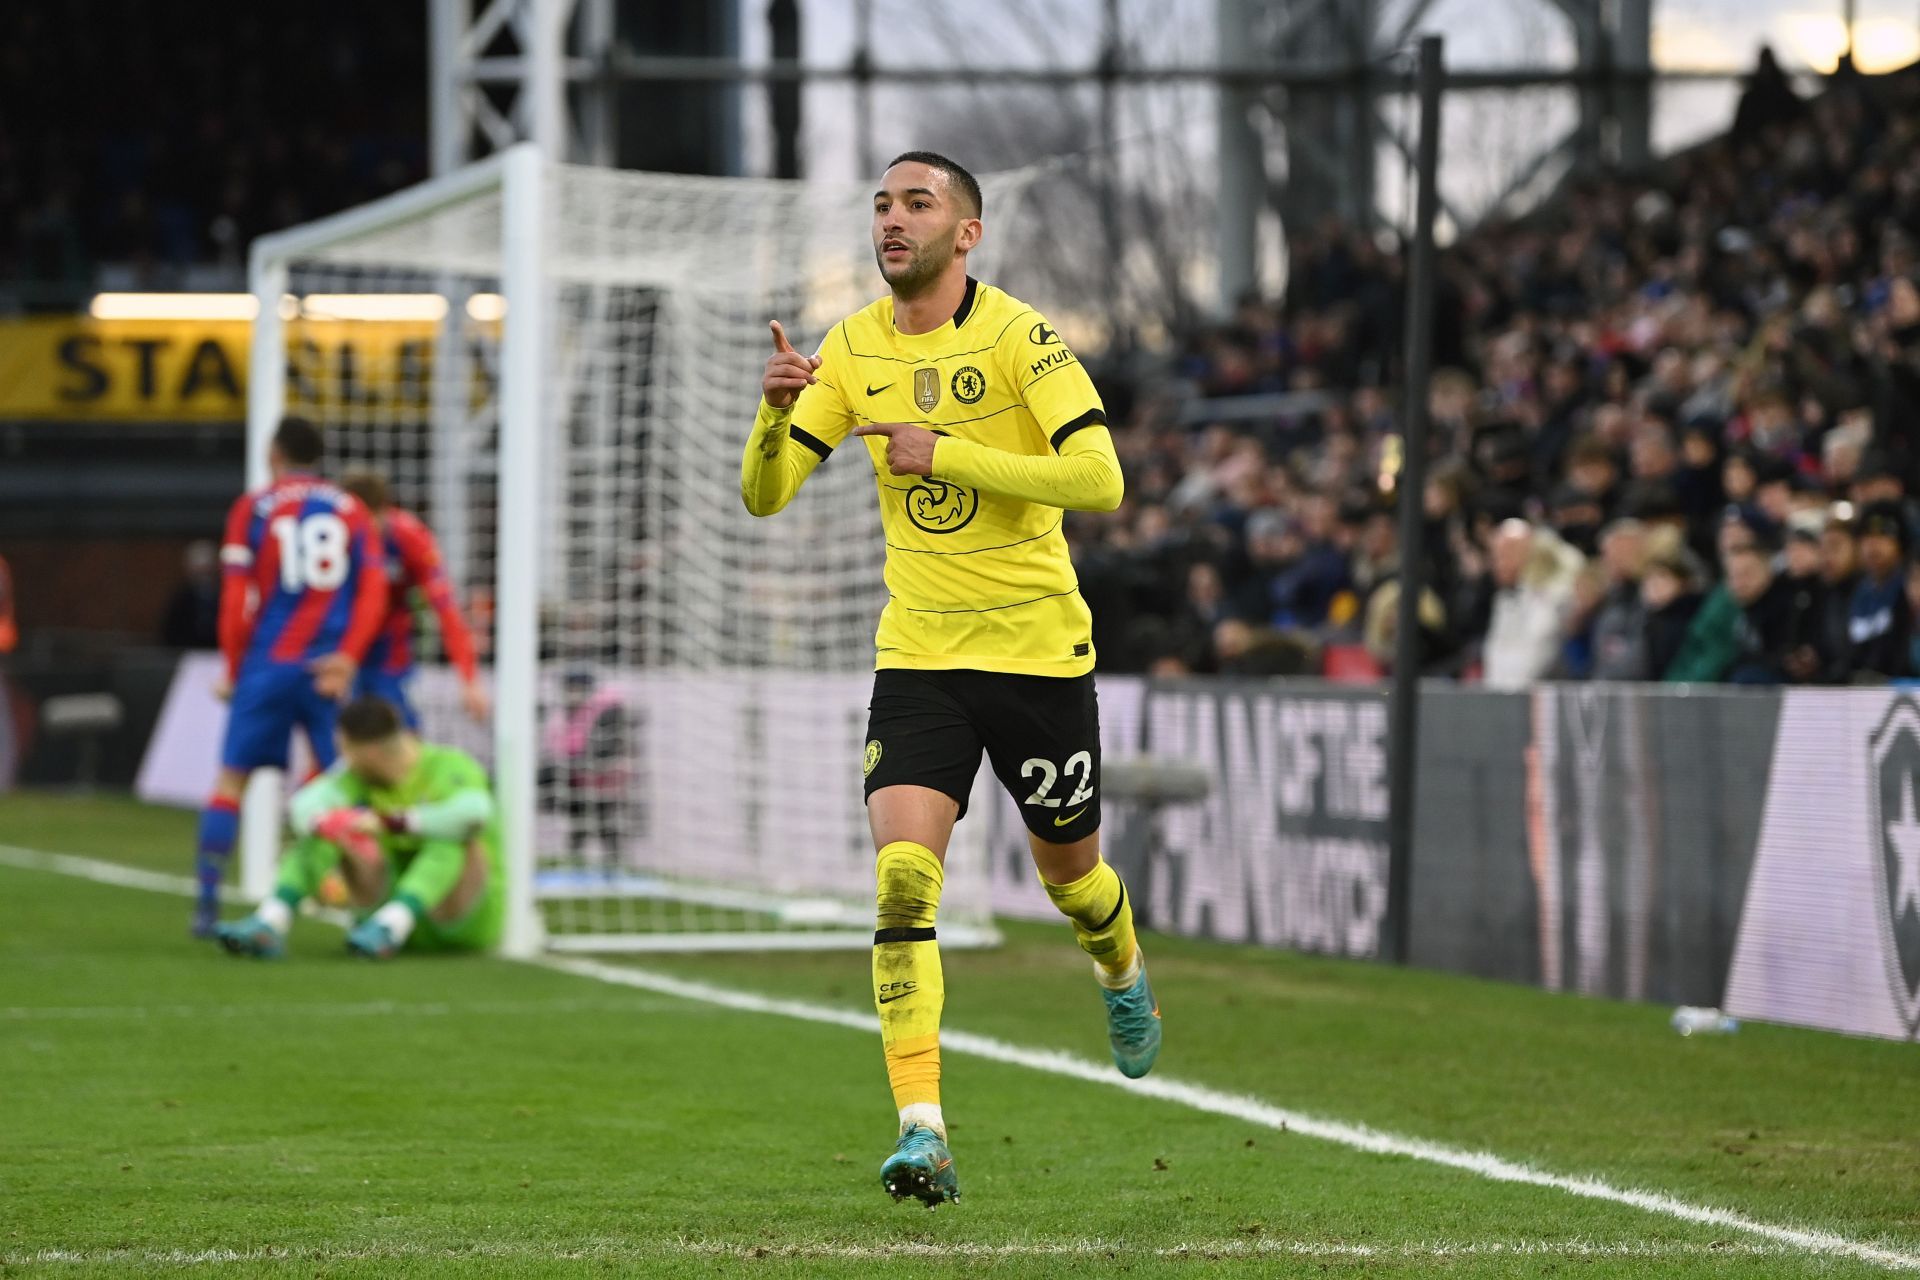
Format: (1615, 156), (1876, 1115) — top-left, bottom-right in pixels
(732, 0), (1917, 184)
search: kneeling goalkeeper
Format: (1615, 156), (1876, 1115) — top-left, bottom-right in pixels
(215, 695), (504, 960)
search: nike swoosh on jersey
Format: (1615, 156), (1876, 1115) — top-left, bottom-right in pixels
(866, 383), (892, 396)
(1053, 807), (1088, 826)
(877, 991), (917, 1004)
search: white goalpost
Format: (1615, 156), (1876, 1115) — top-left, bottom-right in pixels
(243, 144), (1032, 955)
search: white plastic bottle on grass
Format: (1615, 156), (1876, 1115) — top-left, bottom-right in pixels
(1670, 1006), (1739, 1036)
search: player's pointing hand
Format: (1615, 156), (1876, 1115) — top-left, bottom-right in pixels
(763, 320), (822, 409)
(853, 421), (938, 477)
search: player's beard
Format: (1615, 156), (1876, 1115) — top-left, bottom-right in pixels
(877, 223), (958, 298)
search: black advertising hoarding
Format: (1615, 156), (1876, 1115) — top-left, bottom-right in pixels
(291, 661), (1911, 1041)
(980, 678), (1914, 1041)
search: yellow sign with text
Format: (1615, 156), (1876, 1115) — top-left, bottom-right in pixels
(0, 317), (498, 422)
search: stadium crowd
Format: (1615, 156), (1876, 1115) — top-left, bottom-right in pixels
(0, 1), (425, 304)
(9, 10), (1920, 697)
(1074, 61), (1920, 687)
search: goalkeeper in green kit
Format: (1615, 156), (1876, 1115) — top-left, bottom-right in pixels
(215, 696), (503, 960)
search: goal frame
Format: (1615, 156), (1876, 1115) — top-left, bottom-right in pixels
(243, 146), (1005, 957)
(243, 143), (545, 959)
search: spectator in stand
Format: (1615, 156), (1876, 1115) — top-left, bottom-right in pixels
(1620, 479), (1693, 565)
(1629, 420), (1681, 492)
(1559, 563), (1610, 679)
(0, 4), (429, 300)
(1268, 493), (1351, 628)
(1348, 495), (1454, 674)
(1847, 502), (1913, 680)
(1532, 357), (1589, 484)
(1213, 617), (1312, 676)
(1674, 425), (1725, 541)
(1059, 58), (1920, 691)
(1171, 561), (1234, 673)
(1233, 509), (1295, 625)
(1823, 414), (1872, 494)
(1483, 519), (1586, 690)
(1751, 458), (1797, 532)
(1722, 452), (1762, 528)
(1851, 454), (1909, 509)
(1908, 559), (1920, 675)
(1821, 509), (1863, 680)
(1725, 543), (1791, 684)
(1861, 280), (1920, 469)
(1664, 517), (1758, 683)
(160, 540), (221, 650)
(1563, 437), (1623, 530)
(1589, 519), (1650, 680)
(1362, 576), (1450, 674)
(1346, 498), (1402, 623)
(1742, 389), (1801, 465)
(1641, 545), (1707, 680)
(1778, 512), (1831, 683)
(1470, 419), (1535, 505)
(1732, 46), (1804, 140)
(539, 669), (634, 874)
(1546, 484), (1609, 559)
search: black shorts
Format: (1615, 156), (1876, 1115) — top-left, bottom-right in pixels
(862, 668), (1101, 843)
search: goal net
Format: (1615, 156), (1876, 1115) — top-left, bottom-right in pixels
(246, 146), (1109, 953)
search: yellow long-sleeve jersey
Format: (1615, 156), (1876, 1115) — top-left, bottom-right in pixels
(742, 277), (1122, 677)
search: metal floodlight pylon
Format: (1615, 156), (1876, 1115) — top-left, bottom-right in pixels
(429, 0), (614, 174)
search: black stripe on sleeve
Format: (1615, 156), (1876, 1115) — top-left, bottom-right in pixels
(1093, 881), (1127, 932)
(873, 926), (937, 944)
(1049, 408), (1108, 452)
(790, 426), (832, 460)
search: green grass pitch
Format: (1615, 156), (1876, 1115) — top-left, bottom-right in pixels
(1, 790), (1917, 1277)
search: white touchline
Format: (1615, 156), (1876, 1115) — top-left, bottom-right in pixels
(7, 842), (1919, 1274)
(0, 843), (255, 903)
(684, 1239), (1801, 1259)
(543, 956), (1920, 1274)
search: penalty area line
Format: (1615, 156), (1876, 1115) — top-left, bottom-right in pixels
(6, 842), (1918, 1274)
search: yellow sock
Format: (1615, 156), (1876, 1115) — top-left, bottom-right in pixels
(873, 841), (945, 1128)
(1042, 858), (1140, 989)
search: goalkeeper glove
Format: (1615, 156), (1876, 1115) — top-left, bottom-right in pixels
(313, 808), (382, 866)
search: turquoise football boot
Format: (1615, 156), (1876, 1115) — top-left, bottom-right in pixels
(880, 1124), (959, 1208)
(1101, 957), (1162, 1079)
(345, 917), (401, 959)
(213, 915), (285, 959)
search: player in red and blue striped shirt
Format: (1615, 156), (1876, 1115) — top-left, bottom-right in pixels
(339, 472), (488, 730)
(194, 417), (387, 937)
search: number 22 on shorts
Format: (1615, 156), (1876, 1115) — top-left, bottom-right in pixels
(1021, 751), (1094, 810)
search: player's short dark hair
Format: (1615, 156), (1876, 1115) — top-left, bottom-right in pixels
(338, 696), (405, 743)
(274, 417), (325, 466)
(340, 469), (392, 514)
(886, 150), (982, 218)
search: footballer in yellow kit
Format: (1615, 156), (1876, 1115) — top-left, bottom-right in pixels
(741, 150), (1160, 1209)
